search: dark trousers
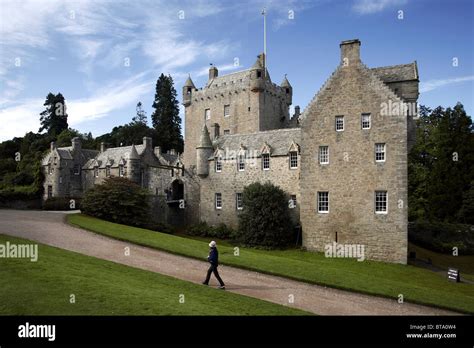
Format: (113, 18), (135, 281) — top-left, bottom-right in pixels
(203, 263), (225, 286)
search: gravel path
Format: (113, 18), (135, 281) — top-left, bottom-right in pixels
(0, 209), (458, 315)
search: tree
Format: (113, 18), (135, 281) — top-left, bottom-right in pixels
(408, 103), (474, 222)
(237, 182), (295, 248)
(132, 102), (147, 125)
(39, 93), (68, 136)
(151, 74), (184, 153)
(81, 177), (150, 226)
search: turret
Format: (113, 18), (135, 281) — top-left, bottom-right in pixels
(128, 144), (141, 184)
(209, 64), (218, 80)
(281, 74), (293, 105)
(250, 54), (265, 92)
(183, 75), (195, 107)
(196, 124), (213, 177)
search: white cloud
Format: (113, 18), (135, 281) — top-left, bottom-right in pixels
(352, 0), (407, 14)
(420, 75), (474, 93)
(0, 98), (43, 141)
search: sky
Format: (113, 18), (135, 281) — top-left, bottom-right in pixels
(0, 0), (473, 141)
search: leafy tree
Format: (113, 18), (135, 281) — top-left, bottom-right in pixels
(81, 177), (150, 226)
(409, 103), (474, 222)
(39, 93), (68, 136)
(151, 74), (183, 153)
(237, 182), (295, 248)
(458, 181), (474, 224)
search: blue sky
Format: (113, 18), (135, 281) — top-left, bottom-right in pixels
(1, 0), (473, 141)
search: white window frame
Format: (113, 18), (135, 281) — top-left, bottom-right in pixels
(289, 151), (298, 169)
(317, 191), (329, 213)
(375, 143), (386, 162)
(119, 165), (124, 177)
(205, 108), (211, 120)
(262, 153), (270, 170)
(224, 104), (230, 117)
(94, 167), (99, 178)
(215, 156), (222, 172)
(361, 113), (371, 129)
(238, 154), (245, 171)
(335, 115), (344, 132)
(290, 194), (297, 209)
(236, 192), (243, 210)
(375, 191), (388, 214)
(215, 193), (222, 209)
(319, 146), (329, 164)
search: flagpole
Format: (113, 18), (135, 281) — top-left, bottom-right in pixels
(262, 7), (266, 77)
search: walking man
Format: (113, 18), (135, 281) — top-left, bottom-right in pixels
(202, 241), (225, 289)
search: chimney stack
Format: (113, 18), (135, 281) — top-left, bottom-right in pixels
(100, 142), (106, 153)
(143, 136), (152, 150)
(50, 141), (56, 152)
(340, 39), (361, 66)
(210, 123), (220, 140)
(154, 146), (161, 157)
(294, 106), (300, 118)
(71, 137), (81, 152)
(209, 65), (218, 80)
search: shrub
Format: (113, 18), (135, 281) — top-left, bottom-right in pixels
(187, 222), (236, 240)
(237, 182), (295, 248)
(408, 221), (474, 254)
(81, 177), (150, 227)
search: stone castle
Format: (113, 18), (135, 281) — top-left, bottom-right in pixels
(42, 39), (419, 264)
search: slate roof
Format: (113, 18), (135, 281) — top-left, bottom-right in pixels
(42, 146), (98, 165)
(371, 62), (418, 83)
(83, 144), (145, 169)
(212, 128), (301, 159)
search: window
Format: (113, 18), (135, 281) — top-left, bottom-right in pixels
(205, 108), (211, 120)
(236, 192), (243, 210)
(106, 166), (111, 177)
(290, 194), (297, 209)
(223, 130), (230, 135)
(375, 143), (386, 162)
(262, 153), (270, 170)
(375, 191), (387, 214)
(74, 164), (80, 175)
(224, 105), (230, 117)
(215, 156), (222, 172)
(119, 165), (124, 177)
(47, 185), (53, 198)
(94, 167), (99, 178)
(59, 177), (62, 184)
(289, 151), (298, 169)
(319, 146), (329, 164)
(335, 115), (344, 131)
(361, 113), (371, 129)
(171, 169), (174, 177)
(257, 71), (262, 78)
(318, 192), (329, 213)
(53, 156), (57, 165)
(48, 163), (52, 175)
(238, 153), (245, 171)
(215, 193), (222, 209)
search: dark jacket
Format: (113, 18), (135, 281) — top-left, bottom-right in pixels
(207, 247), (218, 265)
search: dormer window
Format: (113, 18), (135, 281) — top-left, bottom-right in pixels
(106, 166), (111, 177)
(262, 153), (270, 170)
(238, 154), (245, 171)
(53, 157), (57, 165)
(119, 165), (124, 177)
(215, 156), (222, 172)
(94, 167), (99, 178)
(74, 164), (80, 175)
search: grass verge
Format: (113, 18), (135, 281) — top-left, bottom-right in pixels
(68, 214), (474, 313)
(0, 234), (308, 315)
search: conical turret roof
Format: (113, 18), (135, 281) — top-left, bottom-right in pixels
(197, 124), (213, 148)
(281, 74), (291, 88)
(184, 75), (195, 88)
(129, 144), (140, 160)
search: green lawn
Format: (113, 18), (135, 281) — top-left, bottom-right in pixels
(67, 214), (474, 314)
(0, 234), (308, 315)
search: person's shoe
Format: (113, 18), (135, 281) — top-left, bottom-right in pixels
(218, 285), (226, 290)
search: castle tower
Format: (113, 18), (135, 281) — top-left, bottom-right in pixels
(128, 144), (141, 184)
(196, 124), (213, 177)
